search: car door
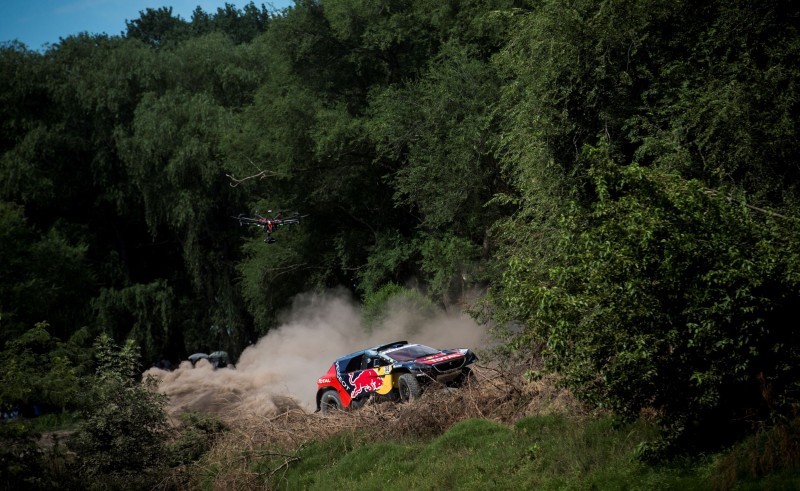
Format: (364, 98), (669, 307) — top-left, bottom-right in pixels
(346, 356), (393, 398)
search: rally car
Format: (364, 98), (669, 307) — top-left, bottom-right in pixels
(315, 341), (477, 414)
(187, 351), (232, 369)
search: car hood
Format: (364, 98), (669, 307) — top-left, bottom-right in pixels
(412, 349), (468, 365)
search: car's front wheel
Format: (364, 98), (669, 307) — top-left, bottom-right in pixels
(449, 367), (476, 388)
(398, 373), (422, 402)
(320, 390), (343, 414)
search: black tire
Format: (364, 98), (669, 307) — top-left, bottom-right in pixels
(349, 395), (368, 410)
(450, 367), (476, 388)
(398, 373), (422, 402)
(320, 390), (343, 414)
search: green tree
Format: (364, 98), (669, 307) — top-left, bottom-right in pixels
(0, 421), (49, 491)
(501, 147), (800, 450)
(363, 37), (508, 301)
(125, 7), (190, 48)
(368, 41), (502, 234)
(236, 226), (311, 334)
(362, 282), (435, 330)
(631, 0), (800, 203)
(227, 0), (520, 313)
(0, 323), (87, 415)
(208, 2), (272, 44)
(0, 324), (89, 490)
(69, 334), (169, 489)
(223, 0), (405, 317)
(0, 42), (48, 155)
(168, 32), (268, 109)
(116, 86), (250, 355)
(491, 0), (800, 452)
(91, 282), (175, 365)
(0, 202), (92, 342)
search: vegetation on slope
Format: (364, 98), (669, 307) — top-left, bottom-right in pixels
(174, 372), (800, 490)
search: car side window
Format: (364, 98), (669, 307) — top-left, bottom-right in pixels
(344, 355), (363, 373)
(359, 356), (389, 370)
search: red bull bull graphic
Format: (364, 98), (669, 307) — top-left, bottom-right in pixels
(349, 369), (384, 398)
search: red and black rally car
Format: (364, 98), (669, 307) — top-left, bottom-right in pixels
(315, 340), (477, 414)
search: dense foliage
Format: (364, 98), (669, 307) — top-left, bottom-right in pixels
(492, 0), (800, 452)
(2, 0), (799, 476)
(68, 335), (170, 489)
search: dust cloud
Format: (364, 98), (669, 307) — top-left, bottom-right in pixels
(146, 289), (487, 420)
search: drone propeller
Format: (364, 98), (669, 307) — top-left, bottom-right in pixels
(232, 214), (262, 227)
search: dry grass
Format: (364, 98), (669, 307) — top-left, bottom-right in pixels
(163, 365), (585, 490)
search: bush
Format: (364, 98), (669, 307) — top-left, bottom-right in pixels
(0, 421), (47, 491)
(68, 335), (170, 490)
(499, 148), (800, 452)
(167, 412), (228, 466)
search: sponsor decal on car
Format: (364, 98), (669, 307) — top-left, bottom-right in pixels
(418, 352), (463, 365)
(334, 359), (351, 391)
(348, 369), (384, 398)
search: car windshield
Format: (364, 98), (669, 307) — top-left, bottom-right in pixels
(384, 344), (440, 362)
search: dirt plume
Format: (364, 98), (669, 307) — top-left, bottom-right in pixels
(146, 289), (487, 420)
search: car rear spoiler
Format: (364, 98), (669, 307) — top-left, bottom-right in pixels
(375, 340), (408, 352)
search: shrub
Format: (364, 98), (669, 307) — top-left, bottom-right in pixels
(68, 335), (170, 490)
(167, 412), (228, 466)
(499, 148), (800, 452)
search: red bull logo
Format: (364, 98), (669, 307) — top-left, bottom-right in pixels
(348, 369), (384, 398)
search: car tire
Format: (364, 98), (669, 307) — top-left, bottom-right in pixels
(349, 395), (368, 410)
(320, 390), (343, 414)
(451, 367), (476, 388)
(398, 373), (422, 402)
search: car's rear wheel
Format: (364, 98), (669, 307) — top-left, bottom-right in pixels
(398, 373), (422, 402)
(320, 390), (343, 414)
